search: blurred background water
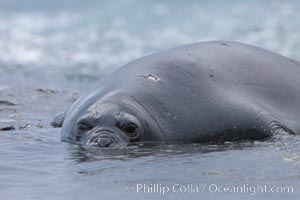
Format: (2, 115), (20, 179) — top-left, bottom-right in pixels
(1, 0), (300, 87)
(0, 0), (300, 199)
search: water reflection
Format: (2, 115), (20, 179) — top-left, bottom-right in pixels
(66, 140), (259, 163)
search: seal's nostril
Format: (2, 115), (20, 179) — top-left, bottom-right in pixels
(97, 137), (112, 147)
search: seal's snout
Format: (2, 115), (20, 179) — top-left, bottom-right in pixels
(85, 130), (117, 147)
(95, 135), (113, 147)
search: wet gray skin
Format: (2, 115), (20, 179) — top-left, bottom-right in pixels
(54, 41), (300, 148)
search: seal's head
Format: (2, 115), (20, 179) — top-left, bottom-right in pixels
(61, 90), (162, 147)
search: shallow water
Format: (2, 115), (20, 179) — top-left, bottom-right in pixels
(1, 0), (300, 199)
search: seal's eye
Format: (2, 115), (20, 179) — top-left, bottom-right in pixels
(123, 123), (138, 138)
(77, 121), (92, 132)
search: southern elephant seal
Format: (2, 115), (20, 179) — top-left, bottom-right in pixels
(53, 41), (300, 147)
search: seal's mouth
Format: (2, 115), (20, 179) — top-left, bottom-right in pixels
(85, 130), (128, 148)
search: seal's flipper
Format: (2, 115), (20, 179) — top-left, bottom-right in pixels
(256, 111), (295, 136)
(213, 110), (294, 144)
(51, 112), (65, 128)
(211, 95), (295, 143)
